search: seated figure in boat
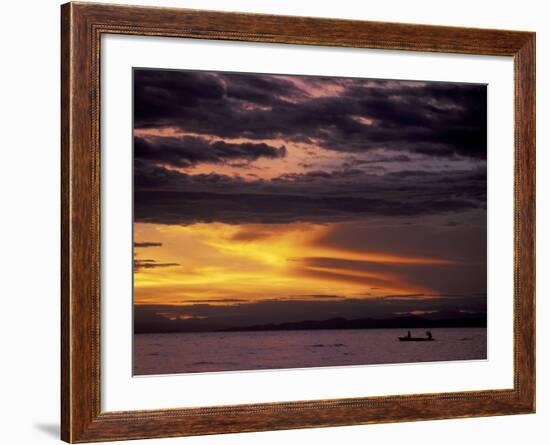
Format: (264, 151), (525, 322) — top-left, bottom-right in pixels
(426, 331), (433, 340)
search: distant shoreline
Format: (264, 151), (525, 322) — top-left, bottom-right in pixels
(135, 315), (487, 334)
(134, 326), (487, 336)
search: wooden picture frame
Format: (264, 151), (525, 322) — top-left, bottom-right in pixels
(61, 2), (535, 442)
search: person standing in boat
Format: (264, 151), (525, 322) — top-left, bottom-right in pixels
(407, 331), (411, 339)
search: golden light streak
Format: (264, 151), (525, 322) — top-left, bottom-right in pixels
(134, 222), (451, 306)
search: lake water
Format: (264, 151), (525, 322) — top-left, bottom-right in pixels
(133, 328), (486, 375)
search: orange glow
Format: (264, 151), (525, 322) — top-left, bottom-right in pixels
(134, 222), (450, 306)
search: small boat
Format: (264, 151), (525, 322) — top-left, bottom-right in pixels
(398, 331), (434, 341)
(398, 336), (435, 342)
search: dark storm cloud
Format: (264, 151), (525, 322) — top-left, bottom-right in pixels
(135, 135), (286, 168)
(134, 69), (487, 159)
(134, 295), (487, 333)
(134, 162), (486, 225)
(133, 69), (487, 225)
(354, 154), (412, 164)
(222, 72), (307, 104)
(134, 189), (480, 225)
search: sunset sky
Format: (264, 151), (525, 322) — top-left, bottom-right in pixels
(133, 69), (487, 333)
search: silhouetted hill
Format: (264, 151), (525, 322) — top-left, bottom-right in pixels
(134, 311), (487, 334)
(221, 314), (486, 332)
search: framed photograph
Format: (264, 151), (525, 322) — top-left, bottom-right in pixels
(61, 2), (535, 442)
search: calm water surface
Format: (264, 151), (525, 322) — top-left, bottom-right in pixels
(133, 328), (486, 375)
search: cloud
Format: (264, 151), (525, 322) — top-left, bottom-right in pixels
(134, 69), (487, 160)
(134, 259), (179, 271)
(354, 154), (412, 164)
(178, 298), (247, 304)
(292, 294), (347, 299)
(133, 69), (487, 226)
(135, 135), (286, 168)
(134, 241), (162, 248)
(134, 164), (486, 225)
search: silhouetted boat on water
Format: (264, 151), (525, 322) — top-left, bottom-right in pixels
(398, 331), (435, 341)
(398, 336), (435, 341)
